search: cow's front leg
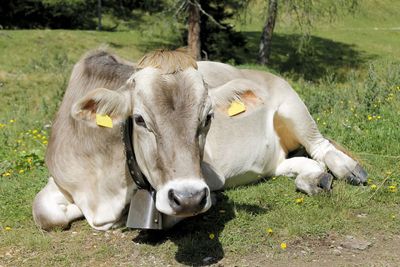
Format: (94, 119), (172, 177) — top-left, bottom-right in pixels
(309, 140), (368, 185)
(275, 90), (368, 185)
(275, 157), (333, 195)
(33, 177), (83, 231)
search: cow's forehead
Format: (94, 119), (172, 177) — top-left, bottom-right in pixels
(132, 67), (207, 115)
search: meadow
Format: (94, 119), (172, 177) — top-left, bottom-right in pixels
(1, 1), (399, 265)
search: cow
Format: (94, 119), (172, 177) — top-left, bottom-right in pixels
(32, 49), (367, 231)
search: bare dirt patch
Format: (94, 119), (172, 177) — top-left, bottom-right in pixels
(1, 225), (399, 266)
(217, 233), (400, 267)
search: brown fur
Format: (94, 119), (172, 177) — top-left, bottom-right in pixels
(273, 113), (301, 153)
(137, 48), (198, 74)
(135, 49), (205, 184)
(144, 72), (204, 184)
(240, 90), (262, 105)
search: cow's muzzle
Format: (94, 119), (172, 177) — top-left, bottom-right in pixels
(168, 187), (208, 215)
(156, 179), (211, 217)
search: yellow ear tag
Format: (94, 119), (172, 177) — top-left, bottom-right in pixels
(228, 100), (246, 117)
(96, 114), (113, 128)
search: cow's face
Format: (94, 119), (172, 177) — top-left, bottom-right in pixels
(72, 66), (213, 218)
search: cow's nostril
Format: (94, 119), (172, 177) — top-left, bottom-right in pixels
(199, 188), (207, 208)
(173, 195), (181, 206)
(168, 189), (181, 207)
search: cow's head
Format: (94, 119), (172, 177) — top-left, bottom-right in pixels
(71, 50), (213, 217)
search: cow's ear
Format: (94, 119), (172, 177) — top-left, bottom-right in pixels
(71, 88), (131, 128)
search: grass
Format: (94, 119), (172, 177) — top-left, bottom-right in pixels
(1, 0), (400, 265)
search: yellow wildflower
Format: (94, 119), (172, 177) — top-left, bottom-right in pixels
(386, 171), (392, 176)
(209, 233), (215, 240)
(295, 197), (304, 204)
(5, 226), (12, 231)
(280, 242), (287, 250)
(370, 184), (377, 190)
(388, 185), (397, 193)
(41, 136), (47, 140)
(391, 214), (396, 219)
(367, 115), (373, 120)
(19, 169), (24, 174)
(32, 129), (38, 134)
(43, 140), (48, 145)
(17, 139), (22, 143)
(3, 172), (11, 177)
(377, 115), (381, 119)
(267, 228), (273, 234)
(9, 119), (15, 123)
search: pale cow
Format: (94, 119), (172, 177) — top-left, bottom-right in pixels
(32, 49), (367, 231)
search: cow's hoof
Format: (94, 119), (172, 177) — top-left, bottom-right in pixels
(345, 164), (368, 186)
(318, 173), (333, 191)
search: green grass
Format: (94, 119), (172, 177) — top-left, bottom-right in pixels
(1, 1), (400, 265)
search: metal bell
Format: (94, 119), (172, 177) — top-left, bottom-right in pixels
(126, 189), (163, 230)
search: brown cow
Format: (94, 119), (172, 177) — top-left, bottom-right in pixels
(33, 49), (367, 231)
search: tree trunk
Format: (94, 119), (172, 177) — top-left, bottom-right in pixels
(258, 0), (278, 65)
(97, 0), (102, 31)
(187, 1), (201, 60)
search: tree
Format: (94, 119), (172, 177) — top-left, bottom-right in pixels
(257, 0), (359, 66)
(180, 0), (249, 62)
(187, 1), (201, 60)
(97, 0), (102, 31)
(0, 0), (164, 30)
(258, 0), (277, 65)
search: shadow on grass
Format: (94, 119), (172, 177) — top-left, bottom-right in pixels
(234, 32), (375, 81)
(92, 30), (374, 82)
(132, 192), (269, 266)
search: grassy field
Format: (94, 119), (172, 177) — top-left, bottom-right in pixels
(1, 1), (400, 266)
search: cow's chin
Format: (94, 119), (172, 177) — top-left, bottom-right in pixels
(155, 179), (212, 217)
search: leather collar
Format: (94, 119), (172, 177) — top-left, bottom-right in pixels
(123, 117), (152, 190)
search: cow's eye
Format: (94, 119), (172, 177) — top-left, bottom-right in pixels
(134, 115), (147, 128)
(205, 113), (213, 127)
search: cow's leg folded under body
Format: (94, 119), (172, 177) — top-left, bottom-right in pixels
(275, 157), (333, 195)
(32, 177), (83, 231)
(275, 89), (368, 186)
